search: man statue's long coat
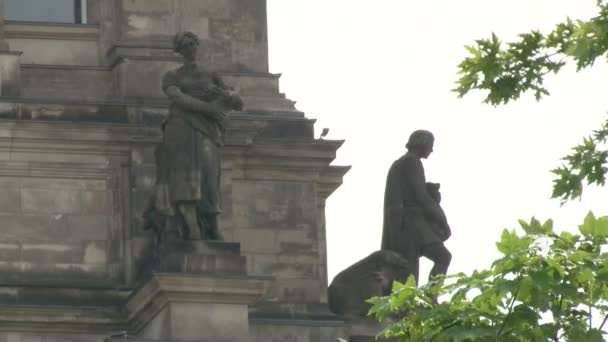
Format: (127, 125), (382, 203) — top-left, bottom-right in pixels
(381, 153), (446, 280)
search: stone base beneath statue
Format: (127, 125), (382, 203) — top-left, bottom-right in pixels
(155, 240), (247, 275)
(127, 240), (271, 341)
(127, 273), (271, 341)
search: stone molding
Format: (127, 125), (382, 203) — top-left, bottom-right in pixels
(0, 305), (126, 333)
(250, 317), (347, 327)
(0, 120), (161, 145)
(5, 21), (99, 41)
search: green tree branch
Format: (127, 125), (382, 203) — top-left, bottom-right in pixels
(455, 0), (608, 203)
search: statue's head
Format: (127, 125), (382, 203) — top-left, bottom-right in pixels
(406, 129), (434, 158)
(173, 32), (199, 63)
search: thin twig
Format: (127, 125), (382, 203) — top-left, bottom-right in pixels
(497, 281), (521, 338)
(553, 295), (563, 342)
(599, 314), (608, 331)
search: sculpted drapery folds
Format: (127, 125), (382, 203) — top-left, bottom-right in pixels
(145, 32), (243, 243)
(381, 130), (452, 283)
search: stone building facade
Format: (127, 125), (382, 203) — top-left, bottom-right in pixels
(0, 1), (352, 341)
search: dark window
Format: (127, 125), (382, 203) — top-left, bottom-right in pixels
(5, 0), (86, 24)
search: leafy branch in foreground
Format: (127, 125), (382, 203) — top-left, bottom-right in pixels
(368, 213), (608, 341)
(454, 0), (608, 202)
(455, 0), (608, 105)
(552, 119), (608, 202)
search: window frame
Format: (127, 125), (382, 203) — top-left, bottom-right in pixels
(4, 0), (88, 25)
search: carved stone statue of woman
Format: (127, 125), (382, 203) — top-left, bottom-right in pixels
(150, 32), (243, 241)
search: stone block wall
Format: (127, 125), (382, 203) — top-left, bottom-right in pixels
(107, 0), (268, 72)
(0, 121), (160, 309)
(0, 175), (116, 285)
(20, 65), (113, 101)
(0, 332), (107, 342)
(232, 180), (321, 301)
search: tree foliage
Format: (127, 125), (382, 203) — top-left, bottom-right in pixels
(368, 214), (608, 341)
(454, 0), (608, 202)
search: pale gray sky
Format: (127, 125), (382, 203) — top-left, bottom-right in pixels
(266, 0), (608, 283)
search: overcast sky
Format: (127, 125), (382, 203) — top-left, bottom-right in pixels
(266, 0), (608, 283)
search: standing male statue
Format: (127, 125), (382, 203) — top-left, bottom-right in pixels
(381, 130), (452, 283)
(146, 32), (243, 242)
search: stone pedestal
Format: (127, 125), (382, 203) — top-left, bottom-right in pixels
(155, 240), (247, 275)
(126, 241), (271, 342)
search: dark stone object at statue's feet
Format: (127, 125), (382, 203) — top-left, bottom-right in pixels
(328, 249), (411, 318)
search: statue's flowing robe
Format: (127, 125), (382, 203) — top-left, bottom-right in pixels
(155, 65), (226, 215)
(381, 153), (445, 280)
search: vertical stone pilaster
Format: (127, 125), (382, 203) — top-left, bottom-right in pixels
(0, 0), (22, 97)
(0, 0), (9, 51)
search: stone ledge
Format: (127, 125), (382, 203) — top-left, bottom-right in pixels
(250, 317), (347, 327)
(5, 21), (99, 41)
(0, 119), (161, 144)
(0, 285), (131, 306)
(0, 304), (126, 333)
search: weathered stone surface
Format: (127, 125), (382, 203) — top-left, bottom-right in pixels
(250, 322), (348, 342)
(9, 38), (99, 65)
(0, 51), (21, 97)
(152, 240), (246, 276)
(0, 186), (20, 213)
(21, 188), (81, 214)
(328, 250), (411, 317)
(128, 273), (271, 341)
(21, 65), (113, 101)
(232, 181), (317, 231)
(0, 121), (158, 292)
(0, 332), (105, 342)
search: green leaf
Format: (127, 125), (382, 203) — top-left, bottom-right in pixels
(584, 329), (605, 342)
(545, 258), (566, 278)
(579, 211), (608, 238)
(574, 267), (595, 284)
(496, 229), (531, 255)
(443, 325), (498, 342)
(519, 217), (553, 235)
